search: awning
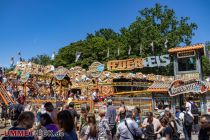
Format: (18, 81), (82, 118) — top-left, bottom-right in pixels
(147, 81), (171, 93)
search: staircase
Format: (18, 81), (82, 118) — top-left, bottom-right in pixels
(0, 83), (15, 105)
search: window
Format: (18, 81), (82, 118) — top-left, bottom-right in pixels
(178, 57), (196, 72)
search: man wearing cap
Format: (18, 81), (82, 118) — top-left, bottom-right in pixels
(160, 107), (170, 118)
(105, 99), (117, 139)
(153, 107), (160, 119)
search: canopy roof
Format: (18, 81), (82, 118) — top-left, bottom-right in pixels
(147, 81), (171, 93)
(168, 44), (204, 53)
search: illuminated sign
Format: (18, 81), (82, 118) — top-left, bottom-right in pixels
(168, 79), (208, 96)
(107, 54), (170, 71)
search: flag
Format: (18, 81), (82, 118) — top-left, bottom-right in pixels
(18, 52), (21, 56)
(75, 51), (81, 62)
(51, 52), (55, 60)
(128, 45), (131, 55)
(10, 57), (14, 66)
(164, 39), (168, 48)
(139, 44), (143, 55)
(18, 52), (22, 61)
(150, 42), (154, 53)
(117, 47), (120, 56)
(107, 47), (110, 58)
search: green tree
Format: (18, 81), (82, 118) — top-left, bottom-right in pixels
(53, 40), (85, 68)
(54, 4), (197, 75)
(119, 3), (197, 75)
(86, 28), (119, 41)
(54, 35), (126, 69)
(4, 67), (14, 74)
(202, 42), (210, 77)
(202, 56), (210, 77)
(122, 3), (197, 57)
(29, 54), (52, 66)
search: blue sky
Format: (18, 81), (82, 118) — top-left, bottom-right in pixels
(0, 0), (210, 67)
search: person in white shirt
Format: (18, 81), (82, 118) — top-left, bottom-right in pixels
(185, 97), (192, 113)
(92, 89), (99, 102)
(186, 97), (199, 134)
(24, 103), (33, 111)
(142, 112), (163, 139)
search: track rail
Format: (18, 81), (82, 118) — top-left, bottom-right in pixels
(0, 83), (15, 105)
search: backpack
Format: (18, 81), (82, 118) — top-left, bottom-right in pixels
(184, 113), (193, 126)
(144, 123), (156, 139)
(190, 102), (199, 114)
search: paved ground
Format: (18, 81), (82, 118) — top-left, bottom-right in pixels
(192, 134), (198, 140)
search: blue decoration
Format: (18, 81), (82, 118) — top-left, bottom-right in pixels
(97, 64), (104, 72)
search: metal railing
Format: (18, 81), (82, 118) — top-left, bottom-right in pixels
(0, 83), (15, 105)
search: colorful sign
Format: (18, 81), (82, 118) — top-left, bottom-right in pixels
(89, 62), (104, 78)
(168, 79), (209, 96)
(54, 66), (68, 80)
(107, 54), (170, 71)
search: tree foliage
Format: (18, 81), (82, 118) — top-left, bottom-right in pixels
(54, 3), (197, 75)
(202, 56), (210, 77)
(123, 4), (197, 56)
(202, 42), (210, 77)
(29, 54), (52, 66)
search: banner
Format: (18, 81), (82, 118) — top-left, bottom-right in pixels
(168, 79), (209, 96)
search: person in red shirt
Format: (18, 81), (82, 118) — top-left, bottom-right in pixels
(17, 91), (25, 105)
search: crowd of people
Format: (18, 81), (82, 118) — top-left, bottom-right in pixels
(0, 70), (209, 140)
(0, 97), (210, 140)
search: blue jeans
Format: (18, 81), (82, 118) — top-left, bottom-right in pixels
(192, 115), (199, 133)
(184, 125), (192, 140)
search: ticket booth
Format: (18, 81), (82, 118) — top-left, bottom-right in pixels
(168, 44), (209, 114)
